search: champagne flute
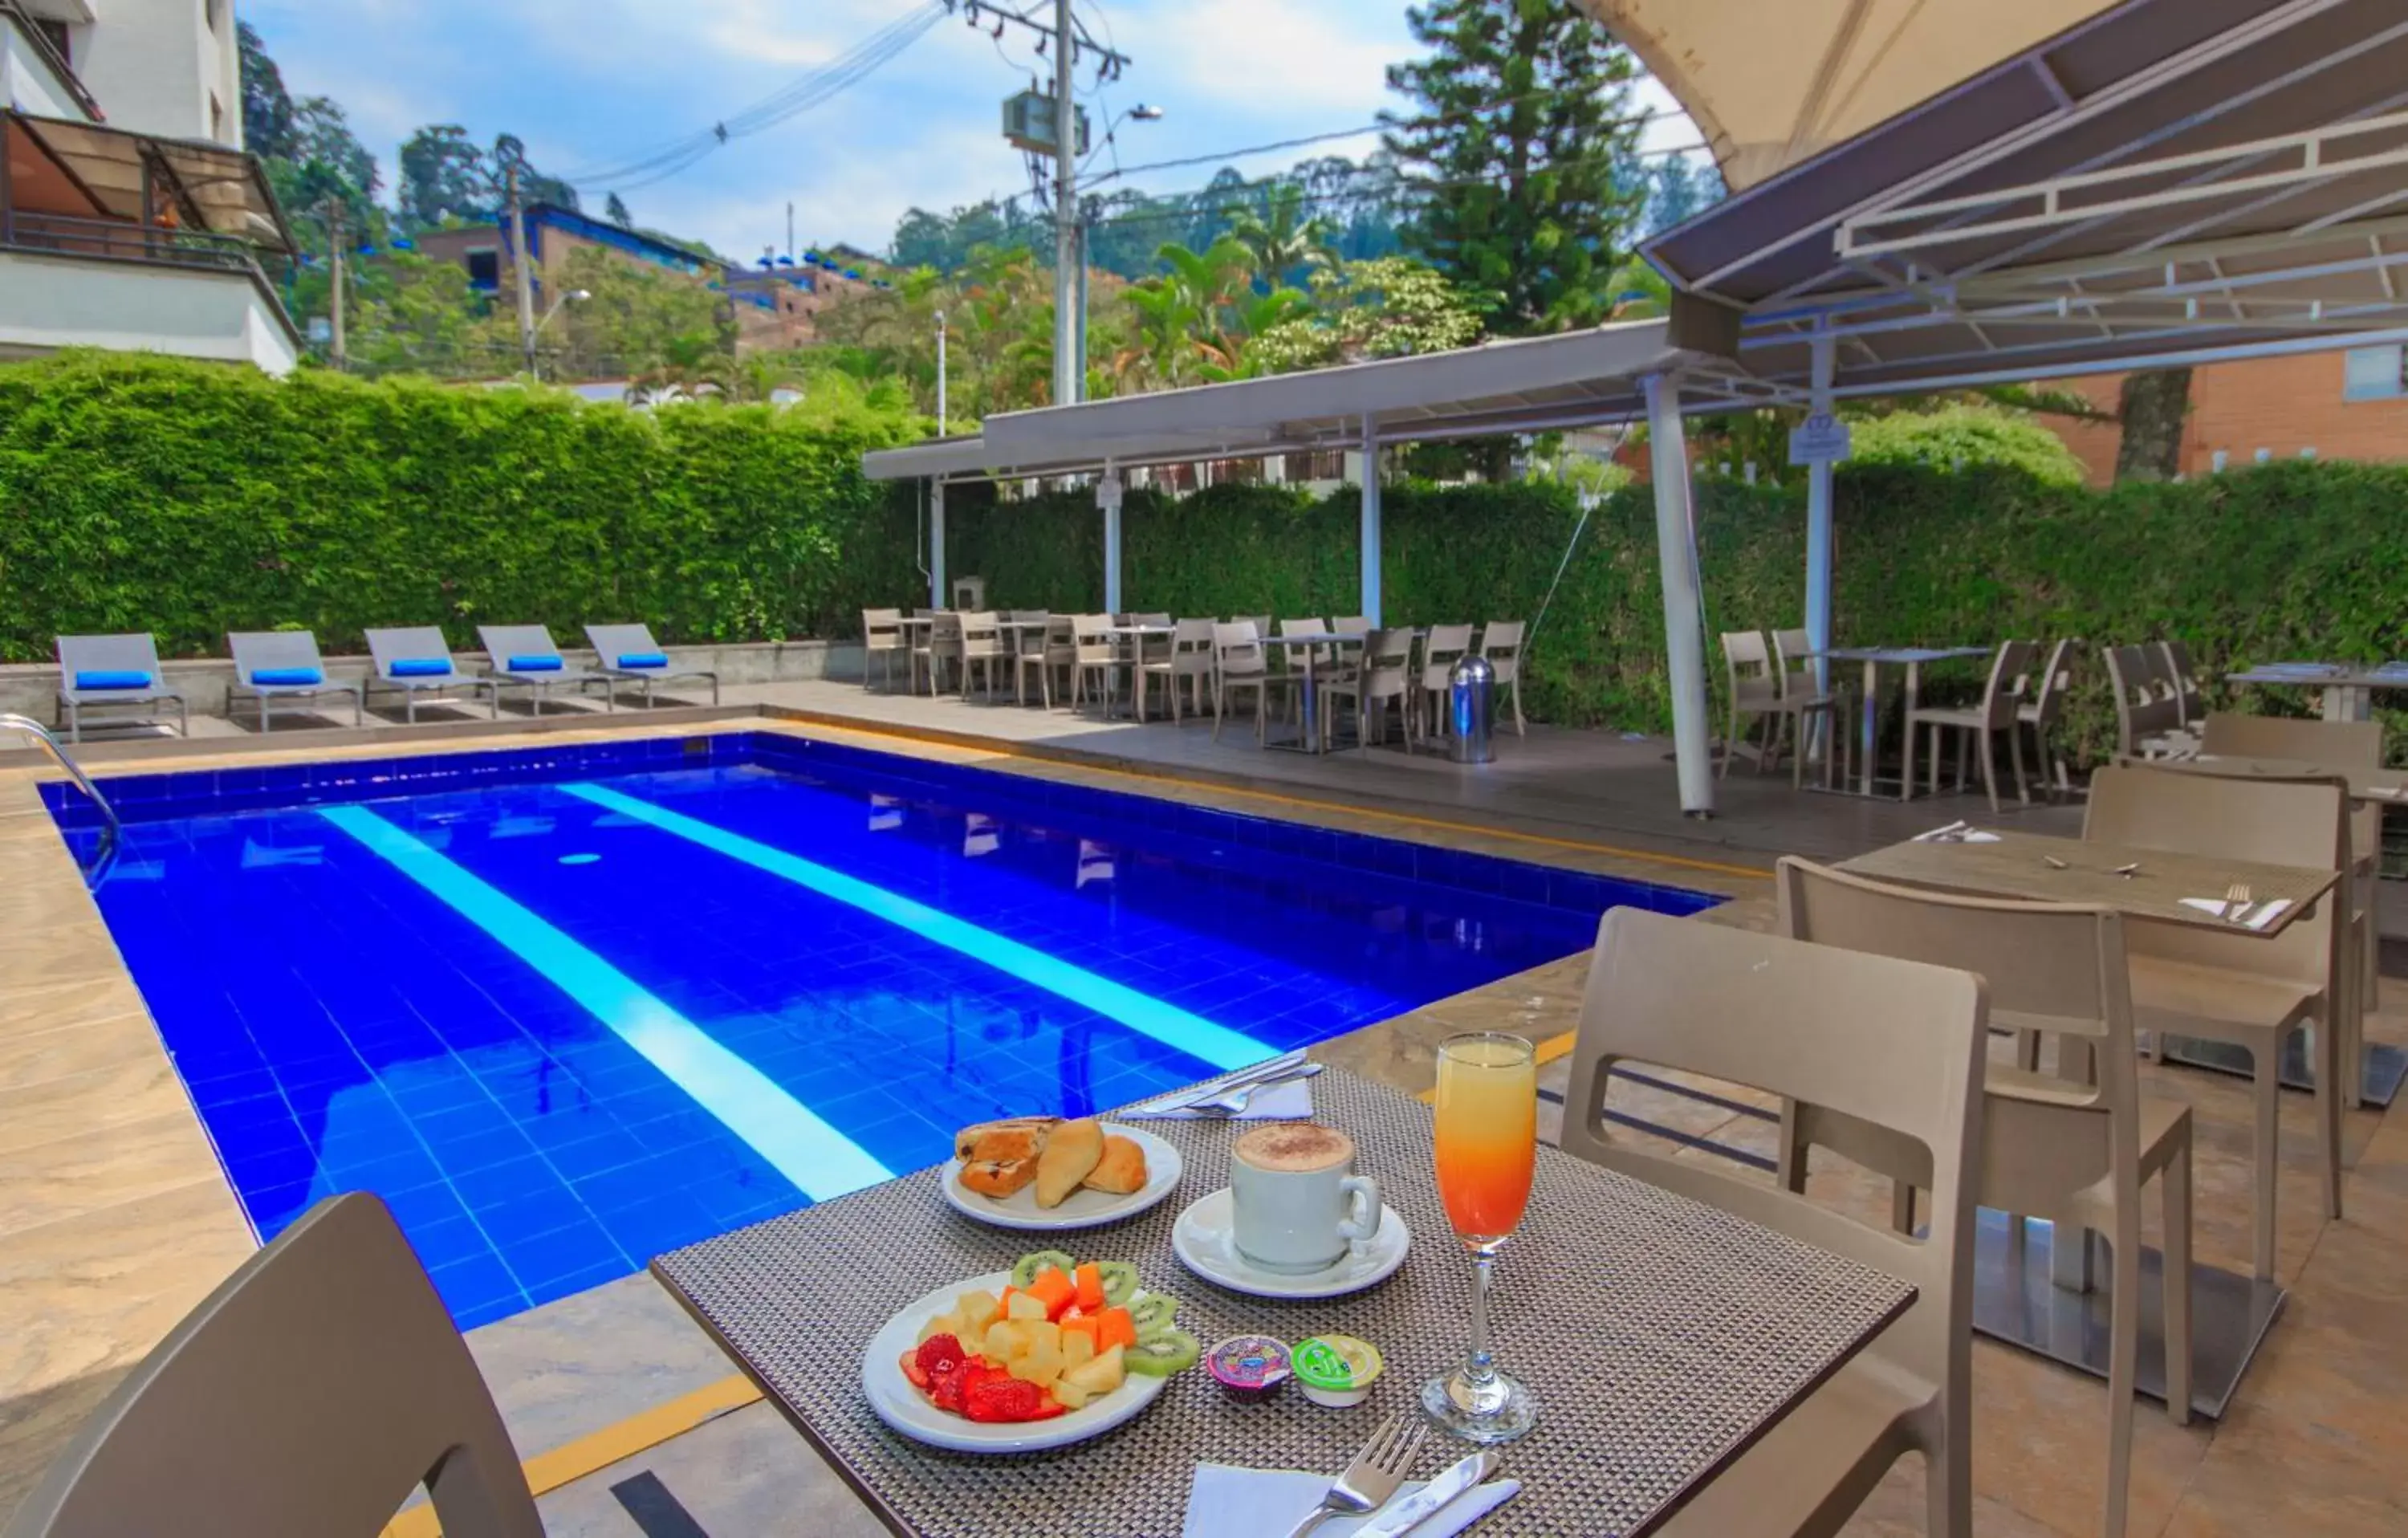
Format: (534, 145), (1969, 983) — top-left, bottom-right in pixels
(1422, 1031), (1538, 1442)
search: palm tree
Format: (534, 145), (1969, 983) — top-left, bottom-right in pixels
(1223, 183), (1336, 288)
(1196, 287), (1314, 381)
(630, 331), (734, 404)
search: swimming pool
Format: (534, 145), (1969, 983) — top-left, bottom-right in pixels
(51, 732), (1715, 1327)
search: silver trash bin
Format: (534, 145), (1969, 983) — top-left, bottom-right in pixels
(1447, 654), (1495, 764)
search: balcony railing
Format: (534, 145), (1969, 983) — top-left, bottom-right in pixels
(3, 211), (266, 276)
(1, 1), (104, 121)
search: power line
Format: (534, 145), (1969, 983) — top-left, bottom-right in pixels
(1087, 101), (1674, 188)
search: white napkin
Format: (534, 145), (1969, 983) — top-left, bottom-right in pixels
(1912, 823), (2000, 844)
(1182, 1465), (1520, 1538)
(2177, 897), (2292, 931)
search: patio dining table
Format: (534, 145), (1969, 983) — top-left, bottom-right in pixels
(1256, 632), (1361, 754)
(2226, 661), (2408, 722)
(651, 1067), (1916, 1537)
(1806, 646), (1993, 798)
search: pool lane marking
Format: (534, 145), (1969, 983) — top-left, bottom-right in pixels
(316, 804), (893, 1202)
(563, 782), (1275, 1073)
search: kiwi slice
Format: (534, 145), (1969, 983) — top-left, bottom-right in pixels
(1096, 1260), (1141, 1307)
(1008, 1249), (1076, 1288)
(1126, 1292), (1181, 1337)
(1123, 1327), (1199, 1377)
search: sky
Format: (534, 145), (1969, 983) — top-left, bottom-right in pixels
(242, 0), (1704, 261)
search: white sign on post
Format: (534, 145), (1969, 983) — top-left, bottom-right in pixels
(1788, 412), (1853, 466)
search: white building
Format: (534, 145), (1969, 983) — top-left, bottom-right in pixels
(2, 0), (299, 372)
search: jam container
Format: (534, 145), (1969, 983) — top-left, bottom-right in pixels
(1206, 1335), (1292, 1402)
(1292, 1334), (1384, 1408)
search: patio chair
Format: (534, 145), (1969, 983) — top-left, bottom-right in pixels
(584, 624), (718, 709)
(1015, 614), (1074, 707)
(2104, 645), (2194, 759)
(1069, 613), (1118, 716)
(1718, 629), (1832, 787)
(1480, 619), (1529, 738)
(227, 631), (363, 733)
(1777, 858), (2193, 1538)
(1902, 639), (2036, 812)
(957, 611), (1010, 701)
(1, 1193), (540, 1538)
(1211, 621), (1273, 743)
(860, 608), (908, 692)
(1141, 619), (1217, 723)
(54, 634), (187, 743)
(1331, 616), (1374, 637)
(1320, 626), (1413, 752)
(915, 611), (962, 696)
(2010, 637), (2079, 802)
(1773, 626), (1849, 787)
(2155, 640), (2205, 727)
(1413, 624), (1475, 745)
(2086, 765), (2346, 1281)
(474, 625), (613, 717)
(2199, 711), (2384, 1048)
(1559, 908), (1983, 1538)
(363, 628), (499, 724)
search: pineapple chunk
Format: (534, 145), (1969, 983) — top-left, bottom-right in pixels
(1009, 1336), (1065, 1387)
(1005, 1291), (1048, 1323)
(1020, 1320), (1061, 1356)
(917, 1310), (962, 1345)
(1050, 1378), (1091, 1411)
(954, 1290), (1002, 1333)
(982, 1320), (1026, 1361)
(1063, 1343), (1125, 1396)
(1062, 1330), (1096, 1370)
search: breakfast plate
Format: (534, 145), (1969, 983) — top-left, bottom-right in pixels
(1171, 1186), (1413, 1300)
(940, 1122), (1182, 1231)
(860, 1267), (1174, 1454)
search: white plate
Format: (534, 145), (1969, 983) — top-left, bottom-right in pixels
(939, 1123), (1183, 1231)
(860, 1269), (1168, 1454)
(1170, 1187), (1413, 1300)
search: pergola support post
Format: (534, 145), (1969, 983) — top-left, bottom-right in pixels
(1359, 416), (1381, 625)
(1804, 327), (1837, 759)
(1643, 372), (1716, 818)
(1099, 464), (1124, 614)
(928, 478), (946, 611)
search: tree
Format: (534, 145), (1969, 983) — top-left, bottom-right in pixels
(551, 246), (732, 382)
(398, 126), (497, 228)
(237, 22), (295, 160)
(1384, 0), (1649, 333)
(2113, 370), (2193, 482)
(605, 193), (633, 228)
(1251, 257), (1490, 372)
(1640, 157), (1725, 238)
(1222, 183), (1338, 289)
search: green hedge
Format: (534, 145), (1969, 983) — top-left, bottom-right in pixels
(0, 352), (922, 657)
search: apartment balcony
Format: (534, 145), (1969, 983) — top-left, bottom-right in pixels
(1, 106), (301, 373)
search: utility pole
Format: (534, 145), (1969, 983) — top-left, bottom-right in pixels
(934, 309), (949, 436)
(326, 197), (347, 371)
(787, 201), (795, 263)
(505, 159), (538, 377)
(1050, 0), (1078, 406)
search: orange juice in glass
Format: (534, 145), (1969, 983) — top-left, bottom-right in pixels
(1422, 1032), (1538, 1442)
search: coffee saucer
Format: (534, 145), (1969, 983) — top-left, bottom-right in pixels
(1169, 1187), (1412, 1300)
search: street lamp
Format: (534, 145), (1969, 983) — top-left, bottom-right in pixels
(537, 288), (591, 334)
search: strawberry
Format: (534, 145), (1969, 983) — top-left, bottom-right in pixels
(929, 1361), (968, 1414)
(899, 1350), (930, 1391)
(914, 1333), (967, 1379)
(963, 1375), (1050, 1423)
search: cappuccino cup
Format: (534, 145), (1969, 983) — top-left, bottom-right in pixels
(1229, 1123), (1381, 1274)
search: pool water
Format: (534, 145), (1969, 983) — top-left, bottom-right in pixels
(59, 734), (1714, 1327)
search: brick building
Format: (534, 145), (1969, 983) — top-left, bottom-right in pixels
(2043, 344), (2408, 483)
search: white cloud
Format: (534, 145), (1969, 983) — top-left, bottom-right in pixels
(1136, 0), (1405, 120)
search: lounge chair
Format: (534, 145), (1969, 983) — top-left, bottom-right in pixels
(55, 634), (187, 743)
(584, 623), (719, 708)
(363, 627), (499, 723)
(227, 631), (363, 732)
(474, 625), (613, 716)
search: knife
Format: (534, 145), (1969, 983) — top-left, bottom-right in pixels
(1352, 1451), (1499, 1538)
(1133, 1052), (1308, 1113)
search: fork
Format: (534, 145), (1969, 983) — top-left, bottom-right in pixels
(2223, 882), (2253, 925)
(1186, 1064), (1325, 1117)
(1283, 1413), (1429, 1537)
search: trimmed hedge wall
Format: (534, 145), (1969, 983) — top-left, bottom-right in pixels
(0, 352), (921, 658)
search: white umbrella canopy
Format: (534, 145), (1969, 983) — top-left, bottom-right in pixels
(1579, 0), (2123, 191)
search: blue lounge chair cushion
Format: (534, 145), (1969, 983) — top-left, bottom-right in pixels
(389, 658), (452, 678)
(74, 670), (153, 691)
(506, 655), (563, 673)
(616, 651), (669, 669)
(251, 668), (323, 687)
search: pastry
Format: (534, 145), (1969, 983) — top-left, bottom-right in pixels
(957, 1158), (1037, 1199)
(1080, 1133), (1148, 1195)
(1033, 1117), (1105, 1208)
(953, 1116), (1059, 1162)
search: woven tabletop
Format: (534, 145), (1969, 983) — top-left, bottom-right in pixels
(1841, 828), (2337, 937)
(653, 1068), (1914, 1537)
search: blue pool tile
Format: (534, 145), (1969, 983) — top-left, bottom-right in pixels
(500, 1220), (627, 1292)
(429, 1252), (525, 1320)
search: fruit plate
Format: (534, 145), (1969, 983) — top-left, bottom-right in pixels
(860, 1270), (1169, 1454)
(938, 1123), (1183, 1231)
